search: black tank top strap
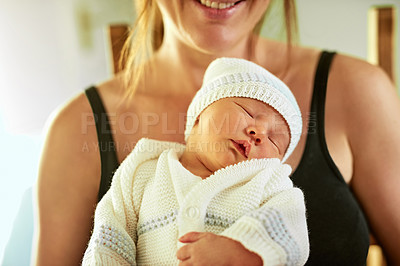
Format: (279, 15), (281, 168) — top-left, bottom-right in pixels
(85, 86), (119, 202)
(309, 50), (343, 179)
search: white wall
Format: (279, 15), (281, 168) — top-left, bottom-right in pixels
(0, 0), (133, 134)
(296, 0), (400, 88)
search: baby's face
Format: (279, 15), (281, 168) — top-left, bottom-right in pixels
(188, 97), (290, 172)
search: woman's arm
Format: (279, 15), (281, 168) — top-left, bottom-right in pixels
(33, 93), (101, 265)
(334, 55), (400, 264)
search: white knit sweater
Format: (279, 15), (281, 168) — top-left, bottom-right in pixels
(82, 138), (309, 266)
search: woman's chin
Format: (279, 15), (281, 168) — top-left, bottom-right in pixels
(177, 18), (248, 55)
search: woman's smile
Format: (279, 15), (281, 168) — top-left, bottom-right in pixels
(193, 0), (246, 20)
(199, 0), (237, 9)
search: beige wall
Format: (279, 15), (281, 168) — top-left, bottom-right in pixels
(0, 0), (133, 134)
(262, 0), (399, 89)
(296, 0), (400, 89)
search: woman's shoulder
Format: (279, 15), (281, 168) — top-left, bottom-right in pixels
(261, 39), (388, 80)
(49, 74), (126, 130)
(325, 51), (396, 110)
(287, 44), (394, 96)
(40, 87), (101, 181)
(37, 76), (126, 204)
(331, 51), (388, 80)
(287, 45), (397, 128)
(45, 89), (94, 141)
(40, 74), (126, 172)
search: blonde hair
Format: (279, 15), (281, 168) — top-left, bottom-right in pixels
(120, 0), (298, 94)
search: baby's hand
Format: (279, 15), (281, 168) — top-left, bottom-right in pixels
(176, 232), (262, 266)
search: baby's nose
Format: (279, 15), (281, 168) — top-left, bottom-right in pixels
(246, 126), (267, 144)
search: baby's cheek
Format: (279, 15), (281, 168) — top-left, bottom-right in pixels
(254, 144), (279, 159)
(217, 146), (243, 168)
(229, 114), (251, 134)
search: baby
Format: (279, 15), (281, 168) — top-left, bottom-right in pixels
(83, 58), (309, 265)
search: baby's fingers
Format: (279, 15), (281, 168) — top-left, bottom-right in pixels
(176, 244), (191, 261)
(178, 231), (205, 243)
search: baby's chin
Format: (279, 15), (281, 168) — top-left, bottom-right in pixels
(214, 152), (247, 171)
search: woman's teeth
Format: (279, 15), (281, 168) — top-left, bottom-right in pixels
(200, 0), (235, 9)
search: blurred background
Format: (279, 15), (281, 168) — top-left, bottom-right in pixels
(0, 0), (399, 265)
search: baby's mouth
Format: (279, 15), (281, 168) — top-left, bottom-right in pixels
(231, 139), (251, 158)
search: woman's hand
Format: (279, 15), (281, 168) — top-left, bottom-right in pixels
(176, 232), (262, 266)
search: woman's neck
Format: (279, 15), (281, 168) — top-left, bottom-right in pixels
(145, 36), (253, 96)
(160, 29), (256, 60)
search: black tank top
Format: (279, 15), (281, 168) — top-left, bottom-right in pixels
(84, 87), (119, 202)
(85, 51), (370, 265)
(291, 51), (369, 265)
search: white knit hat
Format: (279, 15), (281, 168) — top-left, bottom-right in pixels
(185, 57), (302, 162)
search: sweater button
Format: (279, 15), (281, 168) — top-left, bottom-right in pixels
(186, 206), (200, 219)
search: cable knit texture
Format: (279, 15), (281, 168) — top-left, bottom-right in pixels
(82, 138), (309, 266)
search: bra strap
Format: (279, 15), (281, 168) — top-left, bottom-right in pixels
(85, 86), (119, 202)
(311, 51), (337, 121)
(309, 51), (342, 178)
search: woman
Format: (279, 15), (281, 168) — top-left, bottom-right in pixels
(34, 0), (400, 265)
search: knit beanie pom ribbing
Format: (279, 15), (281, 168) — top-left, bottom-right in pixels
(184, 57), (302, 163)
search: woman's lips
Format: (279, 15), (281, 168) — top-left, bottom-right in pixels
(194, 0), (244, 20)
(231, 139), (251, 158)
(199, 0), (236, 9)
